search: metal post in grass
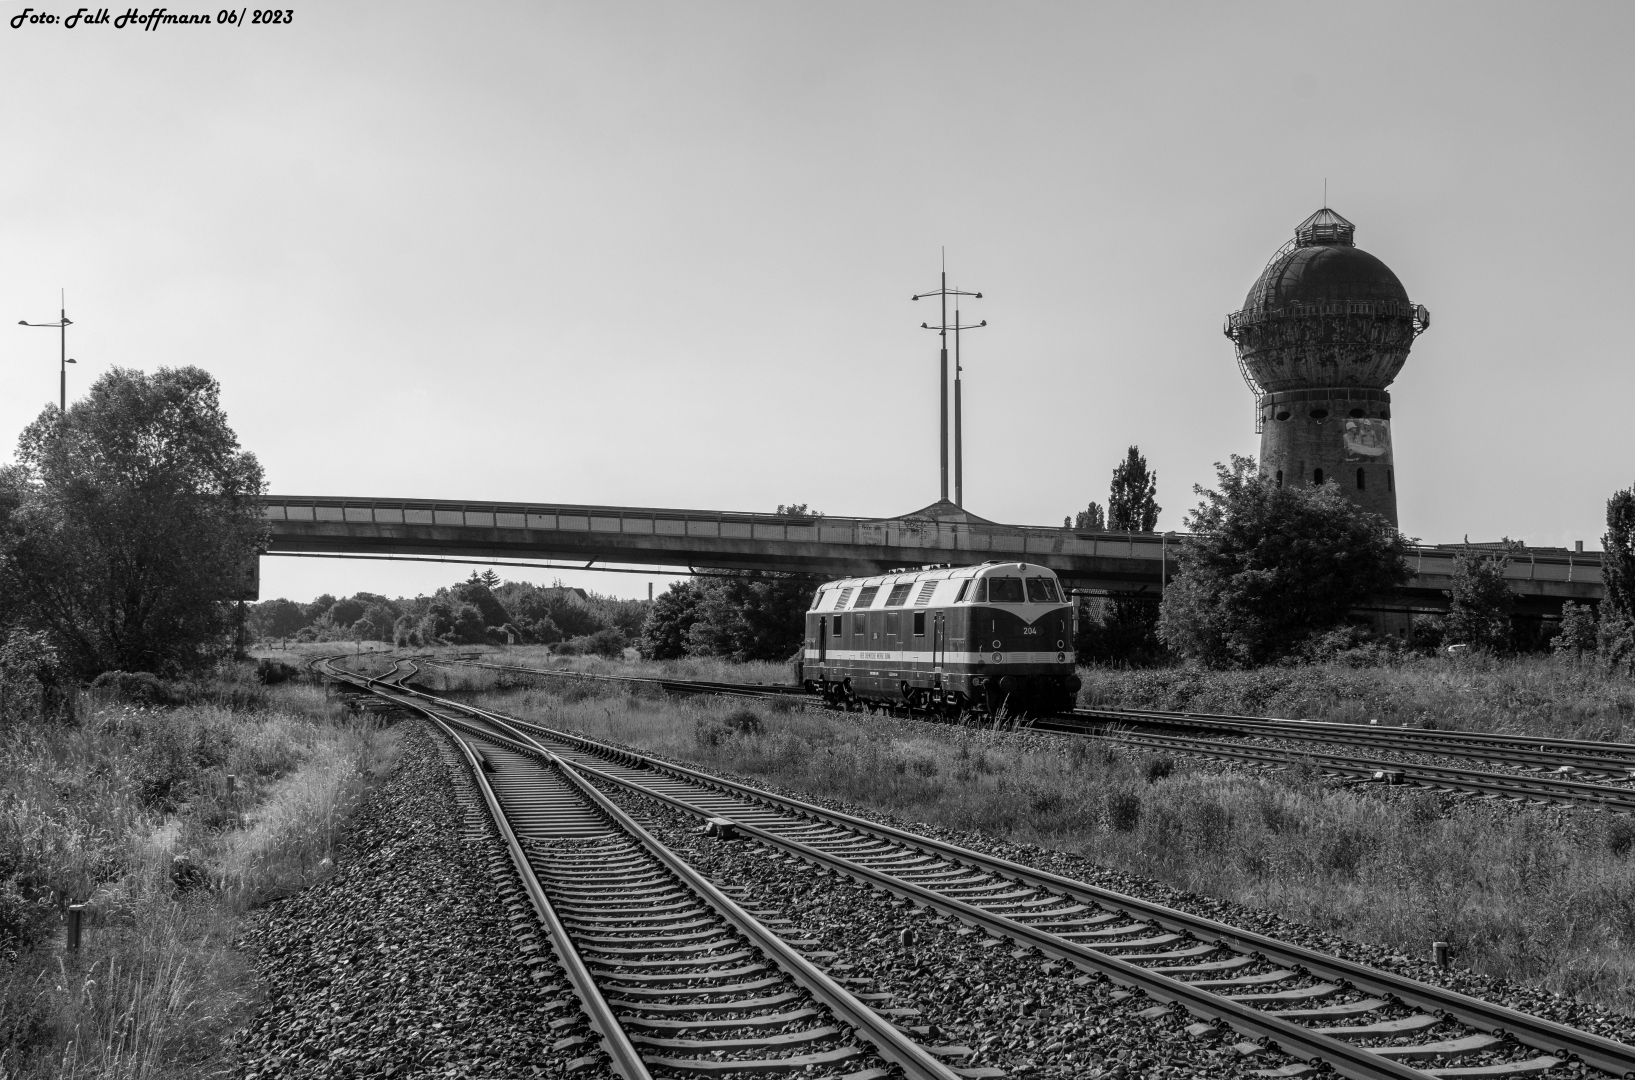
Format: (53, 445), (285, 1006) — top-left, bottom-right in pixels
(66, 904), (84, 950)
(1433, 941), (1450, 967)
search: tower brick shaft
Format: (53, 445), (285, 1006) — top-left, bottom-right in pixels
(1224, 208), (1427, 526)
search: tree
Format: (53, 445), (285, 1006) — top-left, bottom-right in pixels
(249, 598), (307, 640)
(1157, 456), (1409, 667)
(639, 580), (704, 660)
(1108, 447), (1160, 532)
(1444, 546), (1516, 652)
(1087, 449), (1164, 660)
(450, 576), (510, 629)
(0, 367), (266, 676)
(1596, 487), (1635, 669)
(480, 568), (501, 590)
(328, 596), (366, 628)
(685, 571), (817, 662)
(1068, 502), (1106, 531)
(1553, 601), (1598, 658)
(354, 602), (399, 643)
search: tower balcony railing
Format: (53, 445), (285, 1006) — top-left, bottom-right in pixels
(1226, 299), (1420, 336)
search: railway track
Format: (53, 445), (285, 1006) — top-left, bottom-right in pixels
(321, 656), (1635, 1080)
(423, 656), (1635, 812)
(331, 658), (960, 1080)
(1066, 707), (1635, 778)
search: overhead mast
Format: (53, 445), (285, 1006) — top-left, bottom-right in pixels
(912, 256), (983, 506)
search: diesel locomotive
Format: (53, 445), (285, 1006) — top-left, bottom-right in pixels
(800, 561), (1081, 716)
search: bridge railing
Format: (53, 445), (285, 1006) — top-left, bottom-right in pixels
(258, 496), (1602, 586)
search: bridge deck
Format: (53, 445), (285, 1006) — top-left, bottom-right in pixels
(260, 495), (1602, 615)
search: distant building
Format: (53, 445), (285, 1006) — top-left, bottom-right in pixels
(1224, 208), (1429, 525)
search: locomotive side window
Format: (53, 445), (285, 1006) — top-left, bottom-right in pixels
(1025, 577), (1061, 603)
(913, 612), (926, 636)
(832, 615), (842, 635)
(853, 585), (879, 608)
(988, 577), (1026, 603)
(885, 583), (913, 606)
(954, 580), (971, 603)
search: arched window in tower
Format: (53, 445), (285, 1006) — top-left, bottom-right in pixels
(1313, 468), (1324, 486)
(1357, 468), (1366, 491)
(1275, 469), (1283, 487)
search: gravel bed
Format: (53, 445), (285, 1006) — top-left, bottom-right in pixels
(602, 780), (1284, 1080)
(550, 710), (1635, 1052)
(237, 721), (604, 1080)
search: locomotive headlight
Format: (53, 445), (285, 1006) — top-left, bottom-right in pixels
(1056, 639), (1064, 649)
(992, 639), (1002, 649)
(992, 652), (1003, 663)
(1057, 652), (1066, 663)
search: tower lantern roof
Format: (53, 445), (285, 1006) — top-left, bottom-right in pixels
(1294, 207), (1355, 247)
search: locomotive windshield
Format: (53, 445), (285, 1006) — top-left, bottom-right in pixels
(986, 578), (1025, 603)
(1026, 577), (1062, 603)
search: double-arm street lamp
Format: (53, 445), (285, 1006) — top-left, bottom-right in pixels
(913, 260), (984, 508)
(19, 292), (76, 413)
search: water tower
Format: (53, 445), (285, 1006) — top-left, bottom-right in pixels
(1224, 208), (1428, 525)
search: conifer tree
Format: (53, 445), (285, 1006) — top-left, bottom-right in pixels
(1108, 446), (1161, 532)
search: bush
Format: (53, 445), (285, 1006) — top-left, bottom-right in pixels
(1105, 789), (1142, 832)
(722, 708), (764, 735)
(90, 669), (175, 706)
(0, 629), (74, 726)
(256, 657), (299, 685)
(0, 878), (55, 960)
(1410, 614), (1445, 653)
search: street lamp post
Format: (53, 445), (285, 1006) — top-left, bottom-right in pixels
(19, 292), (76, 414)
(912, 259), (982, 506)
(951, 296), (986, 509)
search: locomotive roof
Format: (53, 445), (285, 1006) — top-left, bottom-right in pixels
(814, 561), (1062, 593)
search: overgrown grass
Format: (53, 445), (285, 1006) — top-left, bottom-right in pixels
(0, 672), (400, 1079)
(433, 662), (1635, 1012)
(398, 642), (792, 687)
(1081, 653), (1635, 743)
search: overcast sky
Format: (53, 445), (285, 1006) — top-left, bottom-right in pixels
(2, 2), (1631, 603)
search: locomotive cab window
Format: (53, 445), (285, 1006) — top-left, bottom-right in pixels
(1025, 577), (1061, 603)
(954, 580), (971, 603)
(913, 612), (926, 636)
(987, 577), (1025, 603)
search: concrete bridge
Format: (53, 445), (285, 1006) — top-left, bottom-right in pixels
(259, 494), (1601, 618)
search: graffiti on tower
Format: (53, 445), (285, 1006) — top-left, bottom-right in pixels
(1342, 418), (1392, 464)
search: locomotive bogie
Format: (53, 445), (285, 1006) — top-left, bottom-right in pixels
(800, 561), (1081, 717)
